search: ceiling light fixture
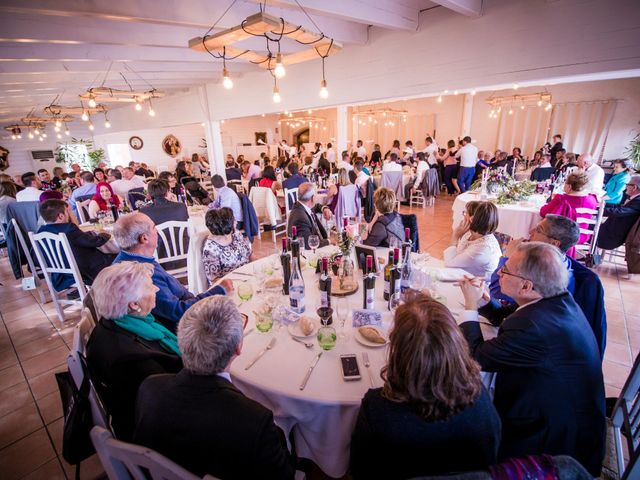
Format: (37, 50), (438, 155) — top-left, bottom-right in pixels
(88, 96), (97, 108)
(272, 84), (281, 104)
(437, 96), (443, 103)
(104, 112), (111, 128)
(81, 111), (89, 121)
(222, 67), (233, 89)
(135, 98), (142, 111)
(88, 122), (95, 131)
(148, 98), (156, 117)
(274, 52), (286, 79)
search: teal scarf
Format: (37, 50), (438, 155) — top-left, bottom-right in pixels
(113, 313), (181, 356)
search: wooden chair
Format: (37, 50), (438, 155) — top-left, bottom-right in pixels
(574, 199), (605, 259)
(29, 230), (87, 324)
(284, 187), (299, 218)
(76, 198), (92, 223)
(154, 221), (190, 281)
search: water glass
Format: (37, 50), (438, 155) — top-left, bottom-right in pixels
(334, 296), (350, 339)
(317, 325), (337, 350)
(238, 283), (254, 303)
(308, 235), (320, 254)
(255, 311), (274, 333)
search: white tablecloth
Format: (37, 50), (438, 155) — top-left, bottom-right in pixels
(220, 248), (494, 477)
(452, 192), (547, 240)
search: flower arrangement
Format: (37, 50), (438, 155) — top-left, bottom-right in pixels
(338, 223), (360, 257)
(471, 168), (512, 194)
(494, 180), (536, 205)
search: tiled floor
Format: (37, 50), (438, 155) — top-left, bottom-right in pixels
(0, 193), (637, 479)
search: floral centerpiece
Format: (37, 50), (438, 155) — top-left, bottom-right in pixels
(471, 168), (512, 194)
(328, 222), (360, 289)
(494, 180), (536, 205)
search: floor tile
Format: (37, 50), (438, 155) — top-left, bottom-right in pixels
(0, 428), (56, 480)
(36, 390), (63, 426)
(0, 348), (18, 371)
(15, 335), (66, 363)
(0, 364), (26, 390)
(21, 458), (66, 480)
(21, 345), (70, 379)
(0, 401), (43, 449)
(604, 340), (632, 367)
(602, 360), (632, 389)
(28, 364), (67, 401)
(0, 382), (32, 417)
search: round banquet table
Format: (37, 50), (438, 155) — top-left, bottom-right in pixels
(452, 191), (547, 240)
(219, 247), (495, 478)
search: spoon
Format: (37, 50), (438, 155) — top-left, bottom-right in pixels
(291, 336), (314, 349)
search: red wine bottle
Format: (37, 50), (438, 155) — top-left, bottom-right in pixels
(383, 250), (394, 301)
(319, 257), (332, 310)
(388, 247), (401, 309)
(363, 255), (375, 310)
(280, 238), (291, 295)
(290, 226), (301, 270)
(401, 227), (412, 259)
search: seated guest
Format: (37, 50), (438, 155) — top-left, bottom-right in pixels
(287, 182), (333, 249)
(337, 151), (353, 172)
(577, 154), (605, 197)
(351, 293), (500, 479)
(112, 212), (233, 328)
(134, 296), (295, 478)
(282, 162), (306, 190)
(208, 175), (243, 227)
(51, 167), (64, 189)
(39, 190), (64, 202)
(258, 165), (281, 193)
(135, 162), (154, 178)
(317, 151), (332, 176)
(486, 215), (607, 358)
(93, 168), (106, 183)
(202, 207), (252, 283)
(530, 154), (554, 181)
(325, 168), (351, 214)
(225, 159), (242, 181)
(158, 171), (179, 200)
(86, 262), (183, 440)
(106, 168), (121, 183)
(551, 148), (567, 169)
(493, 151), (514, 176)
(68, 171), (97, 216)
(603, 159), (631, 205)
(241, 160), (261, 183)
(353, 160), (370, 196)
(110, 167), (146, 200)
(382, 153), (402, 172)
(139, 179), (188, 225)
(458, 242), (605, 476)
(0, 181), (17, 227)
(362, 188), (404, 247)
(555, 151), (577, 176)
(37, 199), (115, 289)
(88, 182), (120, 219)
(597, 174), (640, 250)
(540, 171), (598, 246)
(37, 169), (56, 191)
(15, 172), (43, 201)
(444, 201), (501, 279)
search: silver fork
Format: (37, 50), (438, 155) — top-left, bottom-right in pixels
(362, 352), (374, 387)
(292, 336), (314, 349)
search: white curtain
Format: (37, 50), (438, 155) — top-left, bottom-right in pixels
(548, 100), (617, 159)
(494, 99), (617, 159)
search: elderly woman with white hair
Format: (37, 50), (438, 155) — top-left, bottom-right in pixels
(133, 296), (295, 479)
(86, 261), (183, 441)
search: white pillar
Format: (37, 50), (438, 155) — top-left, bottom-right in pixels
(336, 105), (349, 154)
(199, 85), (226, 181)
(461, 93), (474, 137)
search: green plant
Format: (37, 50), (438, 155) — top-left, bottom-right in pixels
(625, 132), (640, 170)
(55, 138), (104, 170)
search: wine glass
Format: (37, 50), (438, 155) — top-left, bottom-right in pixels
(308, 235), (320, 254)
(389, 292), (403, 313)
(237, 283), (254, 305)
(334, 296), (350, 340)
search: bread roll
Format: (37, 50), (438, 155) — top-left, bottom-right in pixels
(358, 326), (386, 344)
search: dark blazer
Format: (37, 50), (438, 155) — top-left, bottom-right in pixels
(139, 197), (188, 226)
(363, 212), (404, 247)
(38, 222), (115, 289)
(134, 371), (295, 479)
(86, 318), (182, 441)
(350, 387), (501, 479)
(461, 293), (606, 476)
(597, 195), (640, 249)
(282, 174), (307, 191)
(225, 167), (242, 181)
(530, 167), (555, 182)
(286, 201), (328, 249)
(549, 142), (564, 166)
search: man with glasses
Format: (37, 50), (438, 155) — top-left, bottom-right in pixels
(597, 174), (640, 250)
(457, 242), (606, 477)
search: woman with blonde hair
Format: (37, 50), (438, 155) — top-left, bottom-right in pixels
(361, 187), (404, 247)
(86, 261), (183, 440)
(350, 293), (500, 479)
(325, 168), (351, 214)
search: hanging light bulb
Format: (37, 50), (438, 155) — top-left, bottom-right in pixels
(11, 134), (16, 140)
(471, 90), (477, 95)
(64, 125), (70, 136)
(54, 125), (60, 132)
(454, 90), (459, 95)
(34, 128), (40, 135)
(497, 106), (502, 113)
(57, 133), (62, 139)
(88, 97), (97, 108)
(148, 106), (156, 117)
(319, 79), (329, 99)
(135, 98), (142, 111)
(272, 85), (281, 103)
(17, 134), (21, 139)
(42, 133), (47, 138)
(222, 67), (233, 89)
(437, 95), (442, 103)
(88, 122), (95, 131)
(28, 132), (34, 139)
(104, 118), (111, 128)
(508, 108), (513, 115)
(513, 83), (519, 90)
(537, 99), (543, 107)
(81, 111), (88, 121)
(55, 119), (62, 127)
(274, 53), (286, 79)
(38, 136), (44, 142)
(444, 90), (449, 94)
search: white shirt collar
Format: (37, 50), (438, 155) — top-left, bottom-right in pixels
(515, 296), (544, 312)
(217, 372), (232, 383)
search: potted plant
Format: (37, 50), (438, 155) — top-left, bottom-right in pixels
(625, 132), (640, 171)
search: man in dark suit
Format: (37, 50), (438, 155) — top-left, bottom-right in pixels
(134, 296), (295, 479)
(549, 134), (564, 166)
(225, 159), (242, 181)
(37, 199), (115, 289)
(282, 162), (307, 191)
(287, 182), (333, 249)
(597, 174), (640, 249)
(458, 242), (605, 477)
(139, 179), (188, 226)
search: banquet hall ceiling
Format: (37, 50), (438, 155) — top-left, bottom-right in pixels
(0, 0), (481, 125)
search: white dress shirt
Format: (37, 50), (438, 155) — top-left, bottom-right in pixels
(16, 187), (43, 202)
(356, 146), (367, 159)
(414, 160), (429, 188)
(584, 163), (605, 197)
(443, 231), (501, 280)
(455, 143), (479, 168)
(109, 176), (146, 200)
(382, 161), (402, 172)
(422, 143), (438, 165)
(326, 149), (336, 165)
(337, 160), (353, 172)
(355, 171), (370, 193)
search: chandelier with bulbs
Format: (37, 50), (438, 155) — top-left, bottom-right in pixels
(353, 108), (409, 127)
(189, 9), (341, 104)
(486, 92), (552, 118)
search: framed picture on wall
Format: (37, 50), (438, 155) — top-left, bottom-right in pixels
(255, 132), (267, 145)
(162, 134), (182, 157)
(129, 136), (143, 150)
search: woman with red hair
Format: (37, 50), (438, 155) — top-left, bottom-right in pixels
(88, 181), (120, 219)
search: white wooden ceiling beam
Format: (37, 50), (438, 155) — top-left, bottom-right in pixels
(430, 0), (482, 17)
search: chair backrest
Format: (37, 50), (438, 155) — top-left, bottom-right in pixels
(575, 199), (605, 255)
(611, 352), (640, 480)
(127, 188), (148, 211)
(10, 218), (41, 280)
(381, 171), (403, 199)
(248, 186), (282, 225)
(335, 184), (361, 230)
(90, 426), (208, 480)
(76, 199), (93, 223)
(284, 187), (298, 217)
(29, 230), (87, 300)
(154, 221), (190, 275)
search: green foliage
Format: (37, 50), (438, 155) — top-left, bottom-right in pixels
(625, 132), (640, 170)
(55, 138), (105, 170)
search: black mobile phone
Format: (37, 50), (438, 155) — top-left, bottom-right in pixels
(340, 354), (361, 381)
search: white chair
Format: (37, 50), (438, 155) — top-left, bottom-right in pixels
(77, 198), (92, 223)
(574, 199), (605, 258)
(284, 187), (298, 218)
(29, 231), (87, 324)
(409, 189), (426, 209)
(9, 218), (48, 304)
(90, 426), (217, 480)
(249, 186), (286, 243)
(154, 221), (190, 281)
(610, 353), (640, 480)
(186, 229), (210, 295)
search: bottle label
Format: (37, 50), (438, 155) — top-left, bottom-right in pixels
(320, 291), (329, 309)
(365, 288), (374, 309)
(393, 281), (401, 296)
(290, 290), (305, 313)
(383, 280), (390, 295)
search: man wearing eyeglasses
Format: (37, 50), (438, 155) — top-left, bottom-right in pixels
(597, 174), (640, 250)
(457, 242), (605, 477)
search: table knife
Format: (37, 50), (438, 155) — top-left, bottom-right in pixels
(299, 352), (323, 390)
(362, 352), (374, 387)
(245, 337), (276, 370)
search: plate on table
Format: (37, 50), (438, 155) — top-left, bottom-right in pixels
(355, 326), (389, 348)
(288, 318), (317, 338)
